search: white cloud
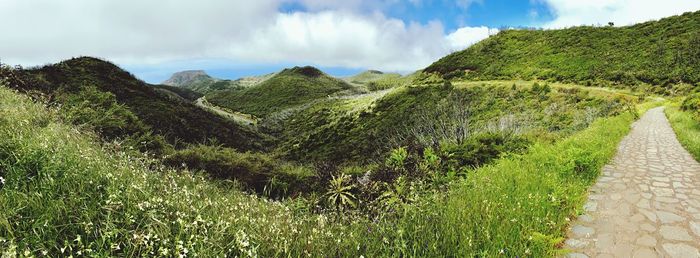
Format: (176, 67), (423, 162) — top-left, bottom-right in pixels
(228, 11), (493, 71)
(447, 27), (499, 50)
(0, 0), (495, 73)
(540, 0), (700, 28)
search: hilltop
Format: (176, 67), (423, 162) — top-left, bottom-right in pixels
(163, 70), (275, 94)
(1, 57), (272, 152)
(162, 70), (215, 86)
(425, 10), (700, 91)
(207, 66), (360, 117)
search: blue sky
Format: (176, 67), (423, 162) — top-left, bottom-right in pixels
(2, 0), (700, 83)
(129, 0), (557, 83)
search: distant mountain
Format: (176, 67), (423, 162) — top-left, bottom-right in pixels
(2, 57), (272, 152)
(162, 70), (275, 94)
(162, 70), (216, 87)
(207, 66), (360, 117)
(424, 10), (700, 88)
(344, 70), (401, 84)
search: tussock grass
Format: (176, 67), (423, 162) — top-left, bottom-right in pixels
(665, 104), (700, 160)
(0, 85), (637, 257)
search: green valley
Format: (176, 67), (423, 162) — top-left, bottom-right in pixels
(2, 6), (700, 258)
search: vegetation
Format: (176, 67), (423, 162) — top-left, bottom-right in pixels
(207, 66), (360, 117)
(343, 70), (421, 91)
(0, 85), (638, 256)
(0, 57), (272, 152)
(165, 71), (275, 94)
(425, 10), (700, 90)
(163, 145), (316, 198)
(151, 84), (203, 102)
(278, 82), (630, 165)
(667, 100), (700, 160)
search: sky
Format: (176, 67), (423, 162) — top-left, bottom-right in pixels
(1, 1), (699, 83)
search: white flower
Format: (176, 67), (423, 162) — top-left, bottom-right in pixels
(0, 176), (5, 185)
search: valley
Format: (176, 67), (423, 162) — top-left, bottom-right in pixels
(1, 8), (700, 258)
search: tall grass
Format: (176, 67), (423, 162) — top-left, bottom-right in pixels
(0, 85), (637, 257)
(665, 104), (700, 160)
(0, 86), (364, 257)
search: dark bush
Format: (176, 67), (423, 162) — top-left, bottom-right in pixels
(439, 132), (531, 169)
(164, 145), (316, 198)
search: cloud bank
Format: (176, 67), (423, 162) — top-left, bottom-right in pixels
(1, 0), (698, 75)
(540, 0), (700, 28)
(0, 0), (493, 72)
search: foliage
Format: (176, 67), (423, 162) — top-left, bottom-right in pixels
(324, 174), (357, 209)
(424, 11), (700, 88)
(282, 83), (627, 164)
(151, 84), (203, 101)
(0, 57), (272, 152)
(163, 144), (316, 198)
(208, 66), (360, 117)
(666, 104), (700, 161)
(57, 85), (171, 154)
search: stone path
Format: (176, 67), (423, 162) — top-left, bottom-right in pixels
(565, 107), (700, 258)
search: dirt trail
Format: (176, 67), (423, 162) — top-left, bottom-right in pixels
(565, 107), (700, 258)
(195, 97), (257, 125)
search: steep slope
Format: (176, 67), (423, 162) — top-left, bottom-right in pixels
(425, 11), (700, 88)
(207, 66), (359, 117)
(278, 82), (629, 164)
(2, 57), (271, 152)
(152, 84), (203, 101)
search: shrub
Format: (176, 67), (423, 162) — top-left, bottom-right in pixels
(163, 145), (316, 198)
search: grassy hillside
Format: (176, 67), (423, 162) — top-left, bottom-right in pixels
(425, 11), (700, 90)
(152, 84), (203, 101)
(170, 72), (275, 94)
(0, 57), (271, 152)
(0, 84), (640, 256)
(208, 66), (359, 117)
(344, 70), (420, 91)
(277, 81), (631, 164)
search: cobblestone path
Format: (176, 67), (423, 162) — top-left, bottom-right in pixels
(565, 107), (700, 258)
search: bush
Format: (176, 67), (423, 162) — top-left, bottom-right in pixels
(164, 145), (316, 197)
(439, 132), (531, 169)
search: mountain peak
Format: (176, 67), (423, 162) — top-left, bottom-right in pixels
(281, 66), (325, 78)
(163, 70), (214, 86)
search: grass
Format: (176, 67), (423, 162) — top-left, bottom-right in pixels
(424, 10), (700, 89)
(208, 66), (360, 117)
(280, 82), (630, 164)
(665, 103), (700, 160)
(0, 84), (640, 256)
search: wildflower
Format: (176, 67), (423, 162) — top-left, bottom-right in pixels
(0, 176), (5, 185)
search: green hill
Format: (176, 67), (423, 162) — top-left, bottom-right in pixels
(207, 66), (359, 117)
(1, 57), (272, 152)
(344, 70), (401, 84)
(164, 70), (275, 94)
(425, 11), (700, 89)
(277, 81), (630, 164)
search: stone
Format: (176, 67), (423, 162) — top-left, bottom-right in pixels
(632, 248), (658, 258)
(565, 239), (588, 249)
(572, 225), (595, 237)
(583, 201), (598, 212)
(635, 234), (657, 247)
(690, 221), (700, 237)
(656, 211), (685, 224)
(663, 243), (700, 258)
(659, 225), (693, 241)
